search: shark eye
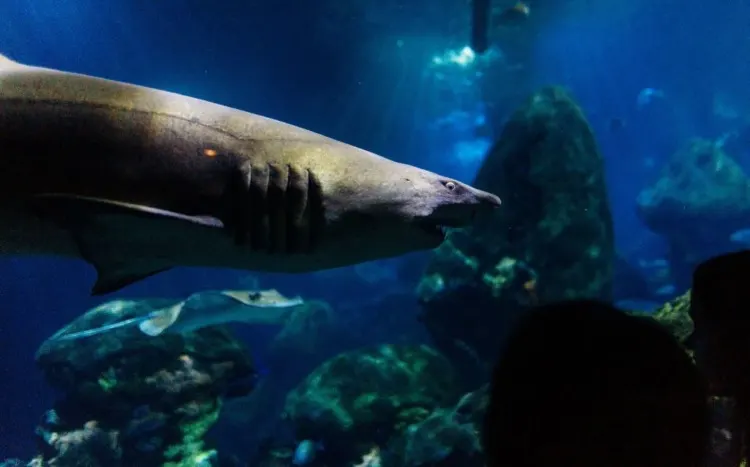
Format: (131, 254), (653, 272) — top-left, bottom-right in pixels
(444, 181), (457, 191)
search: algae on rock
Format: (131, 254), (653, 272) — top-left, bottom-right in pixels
(33, 299), (256, 467)
(277, 344), (461, 466)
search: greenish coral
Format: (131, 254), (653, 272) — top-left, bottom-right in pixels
(651, 290), (693, 344)
(97, 367), (118, 392)
(482, 257), (537, 299)
(386, 385), (488, 467)
(624, 290), (693, 346)
(416, 237), (481, 303)
(35, 298), (255, 467)
(164, 399), (221, 467)
(282, 344), (461, 464)
(394, 407), (431, 432)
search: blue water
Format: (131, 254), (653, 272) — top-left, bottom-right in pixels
(0, 0), (747, 461)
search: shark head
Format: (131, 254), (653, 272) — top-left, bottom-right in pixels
(320, 159), (502, 259)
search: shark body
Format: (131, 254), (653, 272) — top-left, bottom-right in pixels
(0, 54), (501, 295)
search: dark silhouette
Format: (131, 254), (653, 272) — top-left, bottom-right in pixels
(691, 250), (750, 465)
(482, 299), (710, 467)
(470, 0), (490, 54)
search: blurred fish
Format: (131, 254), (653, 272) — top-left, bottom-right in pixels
(654, 284), (676, 297)
(636, 88), (665, 109)
(292, 440), (324, 466)
(52, 289), (303, 341)
(729, 228), (750, 245)
(714, 131), (736, 149)
(0, 54), (501, 296)
(608, 117), (626, 133)
(494, 2), (530, 26)
(713, 92), (744, 121)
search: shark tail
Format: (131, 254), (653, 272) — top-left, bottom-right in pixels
(138, 303), (183, 336)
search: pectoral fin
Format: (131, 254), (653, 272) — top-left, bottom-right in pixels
(28, 193), (224, 296)
(138, 304), (184, 336)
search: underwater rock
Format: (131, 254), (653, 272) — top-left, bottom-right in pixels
(34, 299), (255, 467)
(417, 86), (615, 383)
(622, 289), (693, 347)
(384, 385), (488, 467)
(0, 460), (25, 467)
(218, 293), (432, 461)
(637, 138), (750, 289)
(268, 344), (460, 466)
(217, 300), (339, 458)
(36, 420), (121, 466)
(648, 290), (693, 345)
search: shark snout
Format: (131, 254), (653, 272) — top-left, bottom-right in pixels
(431, 187), (500, 228)
(470, 186), (502, 208)
(446, 185), (501, 227)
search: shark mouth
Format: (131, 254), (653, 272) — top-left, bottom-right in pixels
(419, 223), (452, 239)
(420, 208), (478, 238)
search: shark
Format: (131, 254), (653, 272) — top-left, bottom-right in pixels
(51, 289), (305, 341)
(0, 53), (501, 295)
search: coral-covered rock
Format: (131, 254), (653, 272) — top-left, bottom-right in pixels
(34, 299), (255, 467)
(622, 290), (693, 346)
(276, 345), (461, 466)
(649, 290), (693, 345)
(218, 300), (340, 459)
(385, 385), (488, 467)
(417, 86), (615, 382)
(637, 139), (750, 288)
(219, 291), (434, 462)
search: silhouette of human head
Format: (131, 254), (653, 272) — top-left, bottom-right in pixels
(482, 299), (710, 467)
